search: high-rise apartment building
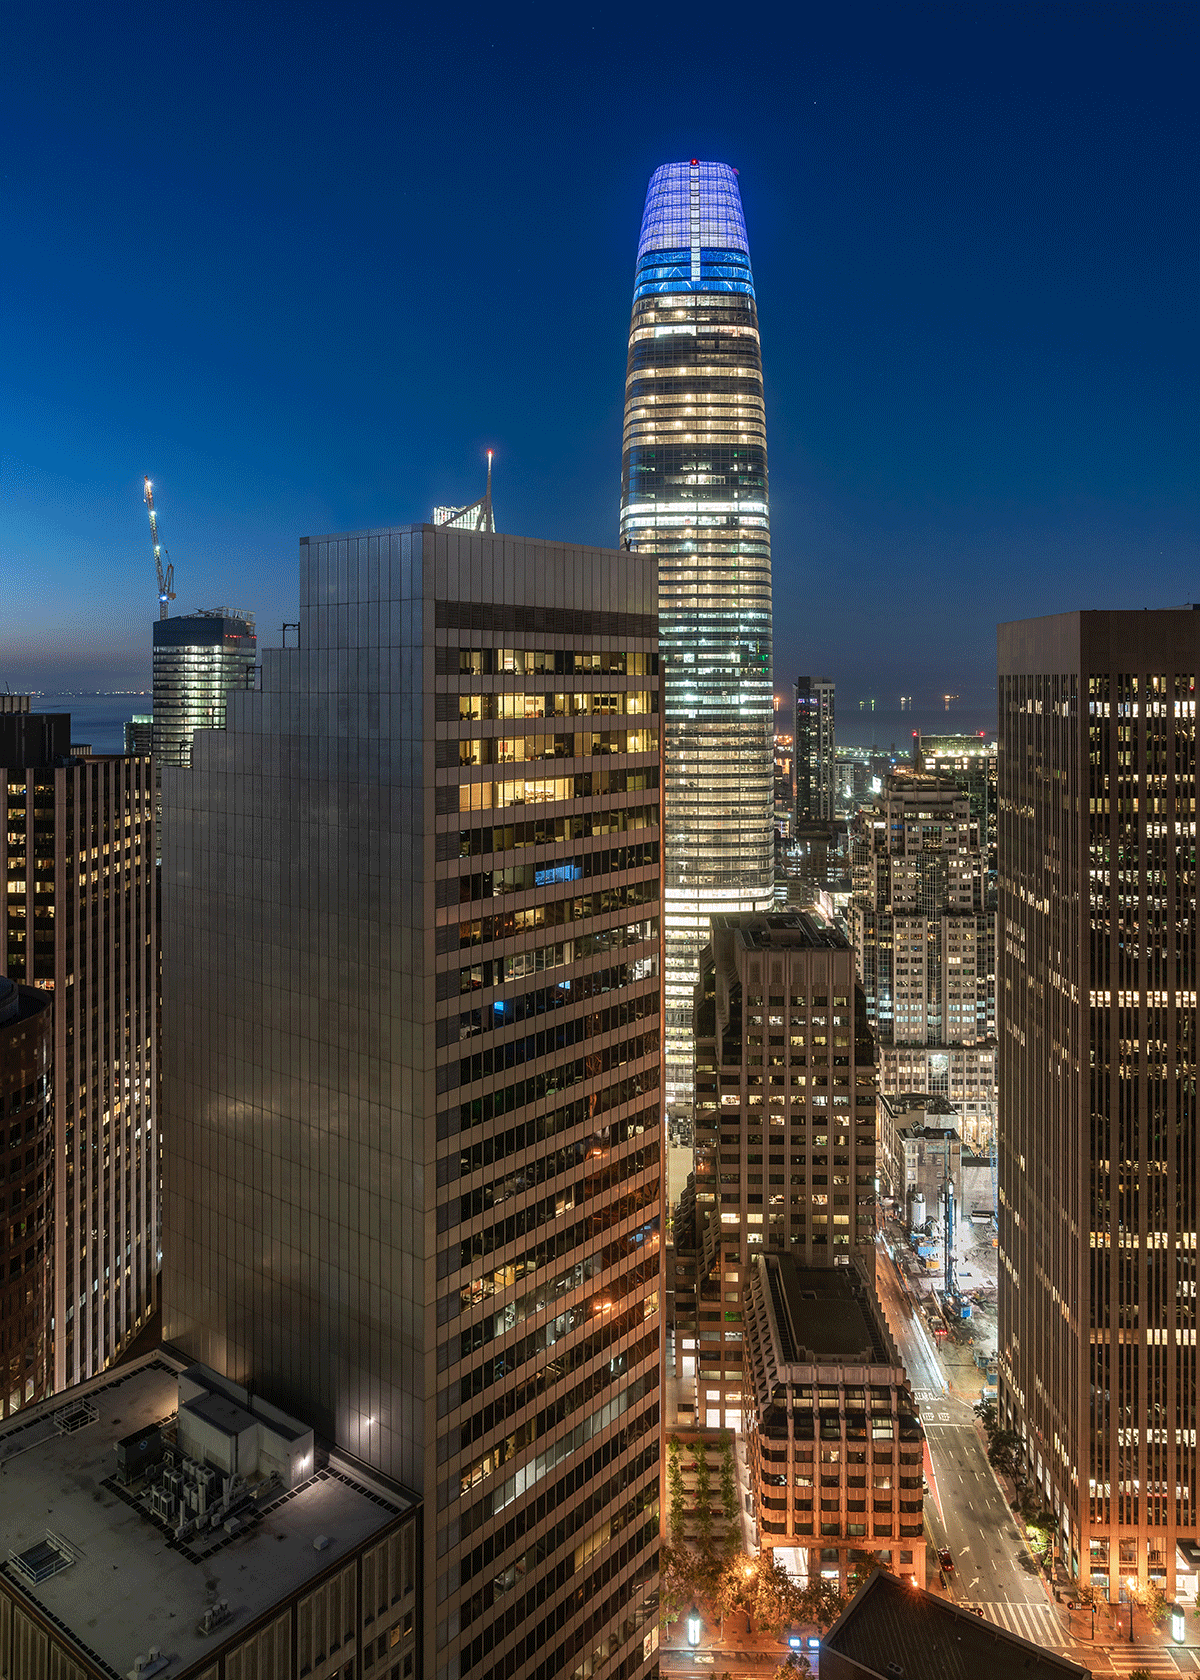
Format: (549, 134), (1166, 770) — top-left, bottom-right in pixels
(851, 772), (996, 1152)
(0, 974), (53, 1416)
(0, 708), (157, 1394)
(795, 677), (836, 823)
(162, 524), (664, 1680)
(619, 160), (774, 1153)
(151, 609), (256, 853)
(688, 912), (877, 1427)
(998, 609), (1200, 1604)
(912, 731), (997, 910)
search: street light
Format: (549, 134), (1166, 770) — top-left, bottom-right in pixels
(1126, 1575), (1138, 1644)
(687, 1606), (702, 1648)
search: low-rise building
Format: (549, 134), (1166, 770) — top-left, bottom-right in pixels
(879, 1093), (997, 1229)
(742, 1255), (925, 1593)
(878, 1094), (961, 1212)
(819, 1566), (1090, 1679)
(0, 1352), (418, 1680)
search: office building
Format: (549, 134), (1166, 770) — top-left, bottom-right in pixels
(152, 609), (256, 853)
(0, 1352), (418, 1680)
(774, 709), (794, 837)
(688, 913), (877, 1427)
(124, 713), (153, 755)
(820, 1568), (1089, 1680)
(0, 708), (156, 1394)
(743, 1256), (925, 1590)
(619, 159), (774, 1152)
(795, 677), (836, 823)
(912, 731), (997, 910)
(162, 524), (664, 1680)
(850, 772), (996, 1159)
(998, 609), (1200, 1605)
(0, 975), (53, 1416)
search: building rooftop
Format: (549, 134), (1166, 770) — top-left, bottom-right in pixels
(821, 1568), (1090, 1678)
(0, 975), (53, 1030)
(883, 1093), (959, 1119)
(0, 1354), (413, 1680)
(771, 1261), (891, 1365)
(710, 910), (849, 951)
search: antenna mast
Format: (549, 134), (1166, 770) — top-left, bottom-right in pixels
(144, 477), (176, 620)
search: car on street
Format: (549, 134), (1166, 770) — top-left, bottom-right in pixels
(938, 1548), (955, 1576)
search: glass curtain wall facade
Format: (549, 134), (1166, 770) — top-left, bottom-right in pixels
(620, 161), (774, 1154)
(794, 676), (836, 823)
(151, 611), (257, 857)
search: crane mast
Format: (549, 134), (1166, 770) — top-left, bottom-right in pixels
(143, 476), (176, 620)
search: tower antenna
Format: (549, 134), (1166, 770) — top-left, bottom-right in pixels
(143, 477), (176, 621)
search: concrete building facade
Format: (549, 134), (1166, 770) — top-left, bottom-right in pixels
(851, 772), (997, 1155)
(687, 913), (877, 1428)
(161, 525), (664, 1680)
(742, 1256), (925, 1592)
(0, 709), (157, 1396)
(0, 976), (53, 1417)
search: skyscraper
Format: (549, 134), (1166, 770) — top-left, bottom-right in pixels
(998, 609), (1199, 1604)
(911, 730), (997, 910)
(794, 676), (836, 823)
(151, 609), (256, 854)
(162, 524), (664, 1680)
(620, 160), (774, 1155)
(689, 912), (877, 1427)
(850, 772), (996, 1151)
(0, 974), (53, 1416)
(0, 706), (157, 1394)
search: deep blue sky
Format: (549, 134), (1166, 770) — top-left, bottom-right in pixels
(3, 2), (1196, 734)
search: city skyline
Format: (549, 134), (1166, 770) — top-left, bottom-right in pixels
(3, 5), (1195, 706)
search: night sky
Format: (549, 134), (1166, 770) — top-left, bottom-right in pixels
(3, 2), (1196, 740)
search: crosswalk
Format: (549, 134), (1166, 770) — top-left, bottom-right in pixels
(1100, 1650), (1188, 1676)
(960, 1602), (1194, 1673)
(962, 1599), (1077, 1648)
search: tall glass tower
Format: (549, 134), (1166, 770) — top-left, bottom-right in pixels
(620, 160), (774, 1153)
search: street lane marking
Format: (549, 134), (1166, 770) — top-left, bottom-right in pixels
(964, 1600), (1078, 1648)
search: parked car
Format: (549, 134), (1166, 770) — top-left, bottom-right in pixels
(938, 1548), (955, 1576)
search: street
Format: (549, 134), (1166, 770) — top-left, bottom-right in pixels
(873, 1237), (1200, 1676)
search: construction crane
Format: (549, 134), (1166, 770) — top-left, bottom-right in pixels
(143, 477), (176, 620)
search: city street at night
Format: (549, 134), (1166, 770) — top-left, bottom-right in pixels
(875, 1237), (1200, 1675)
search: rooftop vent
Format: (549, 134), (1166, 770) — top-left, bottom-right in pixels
(52, 1397), (98, 1435)
(11, 1530), (77, 1584)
